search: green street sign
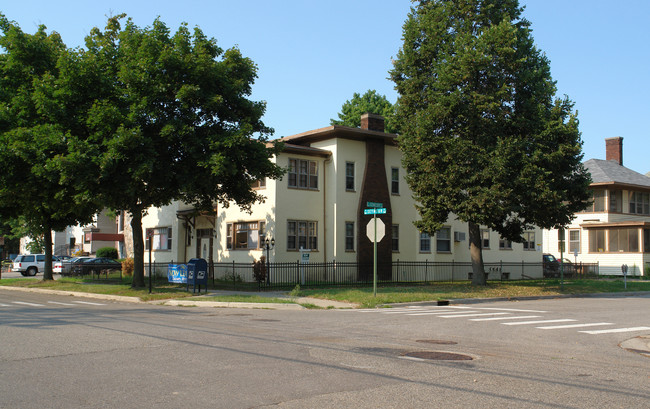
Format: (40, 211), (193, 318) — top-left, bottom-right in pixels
(364, 208), (387, 215)
(366, 201), (383, 208)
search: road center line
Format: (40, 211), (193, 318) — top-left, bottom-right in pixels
(48, 301), (76, 306)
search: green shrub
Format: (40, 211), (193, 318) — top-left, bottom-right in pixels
(96, 247), (118, 259)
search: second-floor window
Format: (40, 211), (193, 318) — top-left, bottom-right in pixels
(289, 158), (318, 190)
(345, 162), (355, 191)
(391, 167), (399, 194)
(630, 192), (650, 215)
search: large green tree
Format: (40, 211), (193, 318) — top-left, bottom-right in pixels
(390, 0), (591, 285)
(0, 15), (99, 280)
(331, 90), (398, 133)
(71, 16), (283, 287)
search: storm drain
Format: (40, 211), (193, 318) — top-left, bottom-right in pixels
(416, 339), (458, 345)
(402, 351), (473, 361)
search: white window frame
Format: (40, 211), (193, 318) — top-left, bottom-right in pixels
(287, 220), (318, 251)
(345, 221), (354, 251)
(146, 227), (172, 251)
(288, 158), (318, 190)
(345, 162), (355, 191)
(436, 227), (451, 252)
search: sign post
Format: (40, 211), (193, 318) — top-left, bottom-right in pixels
(364, 204), (386, 297)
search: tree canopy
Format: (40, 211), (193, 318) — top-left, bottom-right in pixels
(0, 15), (99, 279)
(331, 90), (398, 133)
(390, 0), (591, 285)
(71, 15), (284, 287)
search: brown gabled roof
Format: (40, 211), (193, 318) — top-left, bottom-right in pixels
(278, 124), (397, 146)
(279, 143), (332, 158)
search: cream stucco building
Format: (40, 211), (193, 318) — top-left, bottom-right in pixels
(137, 114), (544, 280)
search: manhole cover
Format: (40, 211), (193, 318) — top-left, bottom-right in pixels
(416, 339), (458, 345)
(402, 351), (473, 361)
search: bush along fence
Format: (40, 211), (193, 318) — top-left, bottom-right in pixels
(133, 259), (599, 291)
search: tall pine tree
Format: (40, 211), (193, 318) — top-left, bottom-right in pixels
(390, 0), (590, 284)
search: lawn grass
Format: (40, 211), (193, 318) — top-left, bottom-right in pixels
(294, 279), (650, 308)
(1, 276), (648, 307)
(0, 276), (195, 302)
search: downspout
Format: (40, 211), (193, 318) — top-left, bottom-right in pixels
(323, 153), (332, 262)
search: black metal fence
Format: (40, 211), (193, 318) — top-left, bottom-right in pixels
(60, 260), (600, 290)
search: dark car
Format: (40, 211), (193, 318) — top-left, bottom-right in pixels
(71, 257), (122, 276)
(543, 253), (559, 277)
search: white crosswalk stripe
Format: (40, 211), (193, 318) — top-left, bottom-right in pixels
(470, 315), (541, 321)
(0, 303), (11, 307)
(48, 301), (76, 306)
(343, 304), (650, 337)
(72, 300), (105, 305)
(12, 301), (45, 307)
(536, 323), (613, 330)
(439, 312), (511, 318)
(579, 327), (650, 335)
(502, 319), (576, 326)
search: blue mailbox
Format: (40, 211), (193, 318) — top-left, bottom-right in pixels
(187, 258), (208, 293)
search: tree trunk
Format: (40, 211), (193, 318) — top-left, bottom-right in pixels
(130, 209), (145, 288)
(42, 226), (54, 281)
(468, 221), (486, 286)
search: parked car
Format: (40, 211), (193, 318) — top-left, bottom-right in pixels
(542, 253), (559, 278)
(71, 257), (122, 276)
(12, 254), (60, 276)
(54, 256), (94, 275)
(557, 258), (576, 277)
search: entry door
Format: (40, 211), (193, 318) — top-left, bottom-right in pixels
(201, 238), (210, 260)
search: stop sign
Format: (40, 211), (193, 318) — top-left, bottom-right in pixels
(366, 218), (385, 242)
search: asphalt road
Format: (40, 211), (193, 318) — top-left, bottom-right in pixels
(1, 289), (648, 408)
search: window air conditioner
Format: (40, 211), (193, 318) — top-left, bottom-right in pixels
(454, 231), (466, 242)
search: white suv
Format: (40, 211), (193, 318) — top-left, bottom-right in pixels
(12, 254), (59, 276)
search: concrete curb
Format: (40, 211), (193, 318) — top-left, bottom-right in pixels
(0, 285), (141, 303)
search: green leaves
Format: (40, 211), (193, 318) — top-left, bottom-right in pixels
(391, 0), (591, 240)
(331, 90), (398, 133)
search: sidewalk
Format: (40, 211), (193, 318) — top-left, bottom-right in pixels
(163, 290), (358, 310)
(0, 285), (358, 310)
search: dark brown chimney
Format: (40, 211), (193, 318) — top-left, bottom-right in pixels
(360, 113), (384, 133)
(605, 137), (623, 166)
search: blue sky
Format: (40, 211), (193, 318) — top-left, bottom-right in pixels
(3, 1), (649, 173)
